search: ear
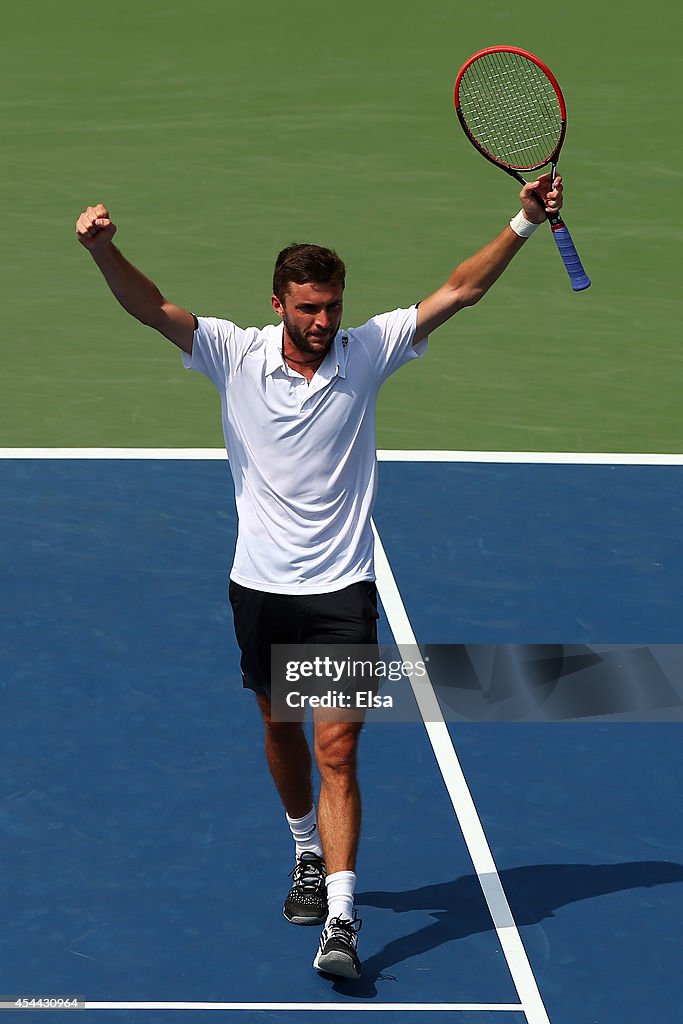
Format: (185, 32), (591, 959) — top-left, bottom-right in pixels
(271, 293), (285, 319)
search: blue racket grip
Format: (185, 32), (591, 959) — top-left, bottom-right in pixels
(551, 220), (591, 291)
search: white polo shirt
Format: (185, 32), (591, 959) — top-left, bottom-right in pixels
(183, 305), (427, 594)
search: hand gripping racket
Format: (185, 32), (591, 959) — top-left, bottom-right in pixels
(454, 46), (591, 291)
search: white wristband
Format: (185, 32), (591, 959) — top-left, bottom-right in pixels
(509, 210), (541, 238)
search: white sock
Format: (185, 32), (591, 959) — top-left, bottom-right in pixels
(326, 870), (356, 923)
(286, 807), (323, 859)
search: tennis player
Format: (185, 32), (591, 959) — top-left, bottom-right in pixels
(76, 173), (563, 980)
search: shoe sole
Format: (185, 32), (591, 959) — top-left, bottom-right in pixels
(283, 909), (327, 926)
(313, 950), (361, 979)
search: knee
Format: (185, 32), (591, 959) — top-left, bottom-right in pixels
(256, 693), (305, 745)
(264, 717), (306, 748)
(314, 725), (361, 778)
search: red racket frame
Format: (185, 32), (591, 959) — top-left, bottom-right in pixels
(454, 45), (567, 173)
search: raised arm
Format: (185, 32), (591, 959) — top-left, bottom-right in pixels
(414, 174), (563, 344)
(75, 204), (196, 354)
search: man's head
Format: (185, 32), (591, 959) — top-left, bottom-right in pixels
(271, 243), (346, 358)
(272, 243), (346, 304)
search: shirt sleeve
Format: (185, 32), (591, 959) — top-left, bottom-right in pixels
(356, 305), (428, 384)
(181, 316), (244, 391)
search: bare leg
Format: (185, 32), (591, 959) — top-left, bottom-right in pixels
(255, 692), (313, 819)
(313, 718), (364, 874)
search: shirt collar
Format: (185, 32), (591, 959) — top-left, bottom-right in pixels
(264, 325), (348, 380)
(332, 330), (349, 379)
(265, 325), (286, 377)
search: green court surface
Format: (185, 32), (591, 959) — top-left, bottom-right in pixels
(1, 0), (680, 452)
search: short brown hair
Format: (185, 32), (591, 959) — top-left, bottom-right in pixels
(272, 243), (346, 302)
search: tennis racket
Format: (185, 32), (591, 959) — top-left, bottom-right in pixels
(454, 45), (591, 292)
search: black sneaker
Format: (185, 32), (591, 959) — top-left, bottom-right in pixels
(283, 852), (327, 925)
(313, 914), (362, 979)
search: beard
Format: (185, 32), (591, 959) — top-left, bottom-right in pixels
(282, 312), (337, 358)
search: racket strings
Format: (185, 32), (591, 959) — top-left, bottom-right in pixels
(458, 51), (562, 169)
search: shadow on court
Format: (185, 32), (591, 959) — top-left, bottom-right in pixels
(325, 861), (683, 997)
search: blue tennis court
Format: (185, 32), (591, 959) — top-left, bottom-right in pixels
(1, 453), (682, 1024)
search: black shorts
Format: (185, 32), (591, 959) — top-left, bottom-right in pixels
(228, 579), (379, 697)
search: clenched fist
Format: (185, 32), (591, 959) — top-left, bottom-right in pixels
(76, 204), (117, 251)
(519, 173), (564, 224)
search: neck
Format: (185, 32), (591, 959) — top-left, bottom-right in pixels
(281, 329), (331, 374)
(285, 352), (324, 366)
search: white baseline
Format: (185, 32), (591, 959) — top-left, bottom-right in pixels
(0, 447), (682, 464)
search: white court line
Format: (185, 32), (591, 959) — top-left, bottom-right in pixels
(79, 1002), (523, 1012)
(377, 450), (683, 465)
(1, 447), (682, 464)
(372, 521), (551, 1024)
(0, 448), (229, 460)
